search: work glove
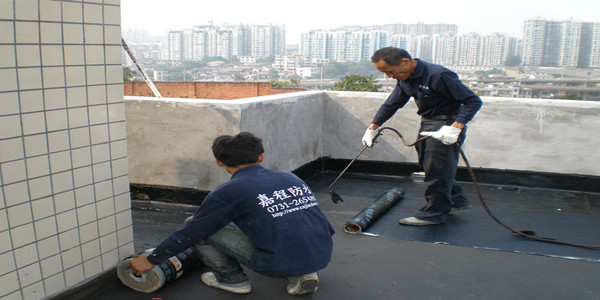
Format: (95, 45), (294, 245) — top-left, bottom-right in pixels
(420, 125), (462, 145)
(362, 128), (378, 147)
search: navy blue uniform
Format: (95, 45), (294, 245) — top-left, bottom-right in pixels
(372, 59), (481, 126)
(372, 59), (482, 222)
(147, 164), (335, 277)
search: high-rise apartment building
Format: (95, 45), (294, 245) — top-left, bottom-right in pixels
(522, 18), (600, 67)
(429, 33), (516, 67)
(249, 24), (285, 58)
(299, 31), (330, 61)
(431, 34), (457, 66)
(381, 23), (458, 36)
(300, 23), (456, 63)
(591, 22), (600, 68)
(166, 23), (285, 61)
(456, 33), (482, 66)
(167, 30), (183, 61)
(301, 24), (516, 68)
(575, 21), (594, 68)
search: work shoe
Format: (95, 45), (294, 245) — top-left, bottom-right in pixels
(287, 272), (319, 295)
(451, 204), (471, 212)
(399, 217), (442, 226)
(201, 272), (251, 294)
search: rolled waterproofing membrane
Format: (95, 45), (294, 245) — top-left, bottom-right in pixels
(117, 246), (202, 293)
(343, 188), (405, 234)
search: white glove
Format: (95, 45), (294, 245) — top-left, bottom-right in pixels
(420, 125), (461, 145)
(362, 128), (378, 147)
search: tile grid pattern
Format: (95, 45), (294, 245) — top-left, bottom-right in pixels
(0, 1), (132, 299)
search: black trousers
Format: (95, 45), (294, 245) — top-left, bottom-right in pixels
(413, 119), (468, 223)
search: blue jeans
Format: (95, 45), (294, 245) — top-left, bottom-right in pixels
(194, 224), (254, 283)
(414, 119), (468, 223)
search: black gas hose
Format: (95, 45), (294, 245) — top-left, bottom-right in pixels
(333, 126), (600, 249)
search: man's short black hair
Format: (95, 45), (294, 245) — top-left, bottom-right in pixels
(212, 132), (264, 167)
(371, 47), (412, 66)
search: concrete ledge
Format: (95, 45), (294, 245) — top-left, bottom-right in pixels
(125, 92), (600, 193)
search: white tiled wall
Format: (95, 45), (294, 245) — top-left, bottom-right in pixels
(0, 1), (132, 299)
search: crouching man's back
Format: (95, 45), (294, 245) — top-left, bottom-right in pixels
(128, 132), (334, 296)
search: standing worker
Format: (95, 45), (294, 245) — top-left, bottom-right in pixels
(362, 47), (482, 226)
(128, 132), (335, 295)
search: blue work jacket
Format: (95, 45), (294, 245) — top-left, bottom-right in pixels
(372, 59), (482, 126)
(147, 164), (335, 277)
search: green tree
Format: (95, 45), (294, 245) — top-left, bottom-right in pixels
(320, 60), (381, 79)
(123, 66), (136, 82)
(321, 61), (348, 78)
(271, 79), (289, 88)
(505, 55), (522, 67)
(474, 68), (504, 77)
(181, 60), (206, 69)
(561, 93), (582, 100)
(201, 56), (226, 63)
(348, 60), (381, 77)
(271, 78), (302, 88)
(289, 78), (301, 87)
(330, 74), (381, 92)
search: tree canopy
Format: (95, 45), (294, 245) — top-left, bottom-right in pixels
(321, 60), (381, 79)
(271, 78), (302, 88)
(505, 55), (522, 67)
(122, 67), (136, 82)
(330, 74), (381, 92)
(561, 93), (582, 100)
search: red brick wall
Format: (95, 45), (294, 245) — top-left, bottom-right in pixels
(124, 82), (306, 100)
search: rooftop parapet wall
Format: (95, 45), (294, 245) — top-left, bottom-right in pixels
(125, 92), (600, 191)
(124, 81), (306, 99)
(125, 92), (325, 190)
(325, 92), (600, 176)
(467, 97), (600, 175)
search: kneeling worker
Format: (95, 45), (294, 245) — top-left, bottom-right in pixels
(128, 132), (335, 295)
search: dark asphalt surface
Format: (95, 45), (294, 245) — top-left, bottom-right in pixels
(54, 172), (600, 300)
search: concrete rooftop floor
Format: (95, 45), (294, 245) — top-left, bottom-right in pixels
(53, 168), (600, 300)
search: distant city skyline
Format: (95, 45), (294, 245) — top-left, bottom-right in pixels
(121, 0), (600, 44)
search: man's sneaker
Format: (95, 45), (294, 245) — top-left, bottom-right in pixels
(451, 204), (471, 212)
(201, 272), (251, 294)
(398, 217), (442, 226)
(287, 272), (319, 295)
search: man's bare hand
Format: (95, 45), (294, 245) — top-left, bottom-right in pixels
(126, 254), (155, 276)
(450, 121), (465, 129)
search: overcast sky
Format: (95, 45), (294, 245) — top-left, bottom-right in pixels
(121, 0), (600, 44)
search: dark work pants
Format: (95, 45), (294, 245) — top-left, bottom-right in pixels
(414, 119), (468, 223)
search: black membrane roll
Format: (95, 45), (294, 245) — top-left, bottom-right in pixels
(343, 188), (405, 234)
